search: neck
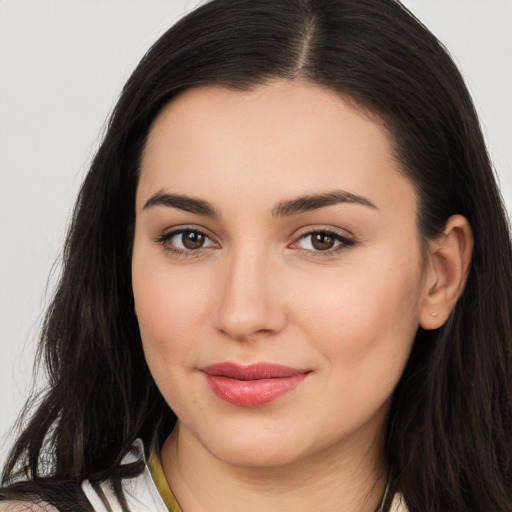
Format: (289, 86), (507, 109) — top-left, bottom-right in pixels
(161, 422), (388, 512)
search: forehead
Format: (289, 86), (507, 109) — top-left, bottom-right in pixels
(138, 80), (416, 218)
(143, 81), (389, 161)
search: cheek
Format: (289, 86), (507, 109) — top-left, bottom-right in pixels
(132, 257), (217, 417)
(288, 252), (424, 367)
(289, 257), (424, 435)
(132, 248), (212, 369)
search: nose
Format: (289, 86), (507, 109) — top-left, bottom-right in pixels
(215, 249), (286, 342)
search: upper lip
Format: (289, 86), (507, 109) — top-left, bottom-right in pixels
(201, 362), (310, 380)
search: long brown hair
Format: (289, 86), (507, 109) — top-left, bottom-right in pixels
(2, 1), (512, 510)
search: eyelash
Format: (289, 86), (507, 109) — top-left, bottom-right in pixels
(154, 227), (356, 257)
(154, 227), (218, 257)
(293, 228), (356, 256)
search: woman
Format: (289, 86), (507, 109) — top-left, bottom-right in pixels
(1, 0), (511, 511)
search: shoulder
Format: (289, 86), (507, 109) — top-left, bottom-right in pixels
(0, 502), (58, 512)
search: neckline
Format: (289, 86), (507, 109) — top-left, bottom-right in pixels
(144, 442), (407, 512)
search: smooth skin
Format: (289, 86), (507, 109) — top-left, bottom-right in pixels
(131, 80), (473, 512)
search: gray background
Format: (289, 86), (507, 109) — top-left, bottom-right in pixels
(1, 0), (511, 469)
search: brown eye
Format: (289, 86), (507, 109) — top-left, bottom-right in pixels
(182, 231), (205, 249)
(158, 228), (218, 254)
(293, 230), (355, 254)
(311, 233), (335, 251)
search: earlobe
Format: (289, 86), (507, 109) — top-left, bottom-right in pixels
(419, 215), (473, 330)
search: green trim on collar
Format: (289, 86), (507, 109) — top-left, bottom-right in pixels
(148, 453), (183, 512)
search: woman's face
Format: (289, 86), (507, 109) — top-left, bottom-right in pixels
(132, 81), (433, 467)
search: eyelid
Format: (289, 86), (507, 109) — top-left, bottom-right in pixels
(288, 226), (356, 254)
(294, 224), (355, 237)
(154, 225), (220, 255)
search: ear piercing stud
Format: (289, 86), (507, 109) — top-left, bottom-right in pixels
(431, 311), (438, 317)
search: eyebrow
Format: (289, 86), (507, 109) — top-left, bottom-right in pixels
(142, 189), (377, 218)
(271, 190), (378, 217)
(143, 190), (219, 217)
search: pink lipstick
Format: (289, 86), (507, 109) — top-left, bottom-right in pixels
(201, 362), (310, 407)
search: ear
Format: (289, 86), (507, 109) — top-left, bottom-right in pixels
(419, 215), (473, 330)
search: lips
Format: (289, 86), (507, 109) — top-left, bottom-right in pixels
(201, 362), (310, 407)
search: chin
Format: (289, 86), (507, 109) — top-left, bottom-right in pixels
(216, 444), (303, 468)
(199, 426), (308, 468)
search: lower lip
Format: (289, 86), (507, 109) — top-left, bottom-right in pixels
(204, 374), (308, 407)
